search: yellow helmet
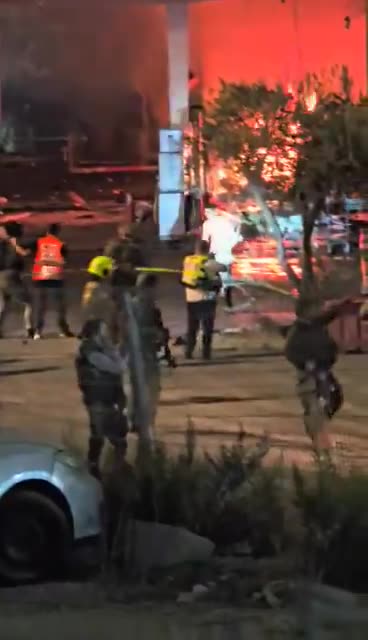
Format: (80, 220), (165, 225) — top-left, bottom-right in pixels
(87, 256), (113, 279)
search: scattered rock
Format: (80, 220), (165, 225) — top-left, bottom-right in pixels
(125, 520), (215, 574)
(177, 583), (210, 604)
(262, 583), (283, 608)
(192, 584), (210, 596)
(177, 591), (194, 604)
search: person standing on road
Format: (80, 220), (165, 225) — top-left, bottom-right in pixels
(202, 204), (242, 310)
(129, 202), (156, 265)
(181, 239), (226, 361)
(0, 222), (33, 339)
(31, 223), (73, 339)
(76, 318), (128, 478)
(81, 255), (115, 328)
(104, 223), (146, 282)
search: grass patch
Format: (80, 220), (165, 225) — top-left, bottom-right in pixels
(102, 430), (368, 592)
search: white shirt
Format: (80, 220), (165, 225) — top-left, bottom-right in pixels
(202, 213), (241, 266)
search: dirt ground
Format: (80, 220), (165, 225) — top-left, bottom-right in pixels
(0, 583), (366, 640)
(0, 592), (354, 640)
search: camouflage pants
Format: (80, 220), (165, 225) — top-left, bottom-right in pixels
(297, 372), (325, 440)
(297, 369), (343, 441)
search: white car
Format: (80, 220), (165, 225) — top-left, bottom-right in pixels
(0, 439), (102, 584)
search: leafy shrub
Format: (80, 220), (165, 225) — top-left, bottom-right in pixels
(111, 425), (296, 554)
(293, 459), (368, 591)
(104, 429), (368, 592)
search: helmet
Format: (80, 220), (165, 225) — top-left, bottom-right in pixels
(87, 256), (113, 279)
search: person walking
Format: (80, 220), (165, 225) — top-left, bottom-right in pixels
(32, 223), (73, 339)
(0, 222), (33, 339)
(181, 239), (226, 360)
(75, 318), (128, 478)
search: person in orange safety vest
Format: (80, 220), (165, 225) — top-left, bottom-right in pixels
(32, 223), (73, 339)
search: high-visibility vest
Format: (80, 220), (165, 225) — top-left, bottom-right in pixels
(32, 235), (64, 281)
(181, 254), (208, 288)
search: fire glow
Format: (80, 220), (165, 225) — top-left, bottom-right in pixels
(231, 237), (302, 286)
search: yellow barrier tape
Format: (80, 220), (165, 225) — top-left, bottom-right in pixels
(136, 268), (294, 296)
(61, 265), (295, 297)
(135, 267), (181, 274)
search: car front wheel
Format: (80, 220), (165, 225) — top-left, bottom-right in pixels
(0, 489), (72, 584)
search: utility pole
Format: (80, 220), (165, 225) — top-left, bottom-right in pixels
(158, 3), (189, 238)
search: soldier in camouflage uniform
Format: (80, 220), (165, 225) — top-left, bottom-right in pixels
(75, 318), (128, 478)
(104, 223), (146, 283)
(80, 256), (115, 329)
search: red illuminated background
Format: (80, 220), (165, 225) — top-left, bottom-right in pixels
(188, 0), (365, 99)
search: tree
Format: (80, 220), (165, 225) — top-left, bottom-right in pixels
(203, 72), (368, 454)
(295, 66), (368, 195)
(204, 68), (368, 199)
(203, 81), (305, 193)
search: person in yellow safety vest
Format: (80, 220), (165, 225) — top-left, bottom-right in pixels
(81, 256), (115, 328)
(181, 239), (227, 361)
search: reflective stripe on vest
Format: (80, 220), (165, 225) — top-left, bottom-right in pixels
(32, 235), (64, 281)
(181, 255), (208, 288)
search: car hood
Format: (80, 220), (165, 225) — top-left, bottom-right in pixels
(0, 438), (58, 459)
(0, 427), (60, 455)
(0, 440), (60, 495)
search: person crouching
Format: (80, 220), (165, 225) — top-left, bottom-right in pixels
(75, 319), (128, 478)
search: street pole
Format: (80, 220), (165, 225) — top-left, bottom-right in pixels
(158, 3), (189, 238)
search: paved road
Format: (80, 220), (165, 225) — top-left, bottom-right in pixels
(1, 332), (368, 468)
(2, 214), (294, 339)
(1, 217), (366, 466)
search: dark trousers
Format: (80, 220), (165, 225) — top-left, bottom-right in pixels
(0, 271), (32, 333)
(86, 402), (128, 471)
(225, 287), (233, 308)
(186, 299), (217, 359)
(33, 282), (69, 333)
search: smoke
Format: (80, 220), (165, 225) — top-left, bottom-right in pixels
(3, 2), (169, 155)
(344, 0), (364, 19)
